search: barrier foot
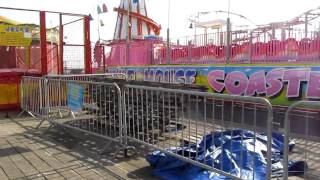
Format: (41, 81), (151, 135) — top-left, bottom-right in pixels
(17, 110), (29, 118)
(100, 142), (136, 158)
(36, 118), (46, 129)
(43, 124), (54, 134)
(100, 141), (113, 155)
(17, 110), (25, 118)
(123, 145), (136, 157)
(27, 111), (36, 118)
(17, 110), (36, 119)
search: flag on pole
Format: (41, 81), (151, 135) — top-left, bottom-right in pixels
(102, 3), (108, 13)
(97, 5), (102, 14)
(89, 14), (94, 21)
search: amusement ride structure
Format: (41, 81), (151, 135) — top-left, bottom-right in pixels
(98, 2), (320, 67)
(100, 1), (320, 108)
(0, 1), (319, 180)
(0, 1), (320, 109)
(99, 0), (161, 67)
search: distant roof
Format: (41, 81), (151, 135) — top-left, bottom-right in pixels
(195, 19), (227, 29)
(0, 15), (20, 25)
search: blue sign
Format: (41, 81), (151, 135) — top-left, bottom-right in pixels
(67, 83), (84, 111)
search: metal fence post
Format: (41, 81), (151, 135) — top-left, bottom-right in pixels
(39, 78), (43, 115)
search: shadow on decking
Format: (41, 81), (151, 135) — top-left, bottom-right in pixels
(0, 146), (31, 158)
(2, 111), (158, 180)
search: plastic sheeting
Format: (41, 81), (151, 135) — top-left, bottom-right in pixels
(147, 130), (304, 180)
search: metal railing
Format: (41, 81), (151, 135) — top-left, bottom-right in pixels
(45, 73), (127, 81)
(35, 78), (127, 154)
(101, 29), (320, 67)
(19, 76), (47, 118)
(283, 101), (320, 180)
(122, 84), (274, 179)
(19, 74), (127, 118)
(18, 72), (320, 180)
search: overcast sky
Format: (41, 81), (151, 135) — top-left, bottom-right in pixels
(1, 0), (319, 42)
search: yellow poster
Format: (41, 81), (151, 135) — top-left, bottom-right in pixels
(0, 24), (32, 46)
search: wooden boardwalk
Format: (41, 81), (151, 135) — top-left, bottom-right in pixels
(1, 110), (319, 180)
(0, 112), (158, 180)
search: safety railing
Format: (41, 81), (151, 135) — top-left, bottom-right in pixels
(45, 73), (127, 81)
(283, 101), (320, 180)
(37, 78), (126, 152)
(23, 75), (311, 179)
(102, 29), (320, 67)
(19, 76), (47, 118)
(19, 74), (126, 118)
(122, 84), (273, 179)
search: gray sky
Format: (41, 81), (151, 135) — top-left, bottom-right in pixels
(1, 0), (319, 41)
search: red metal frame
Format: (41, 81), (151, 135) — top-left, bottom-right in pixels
(0, 6), (92, 75)
(84, 15), (92, 74)
(40, 11), (48, 75)
(59, 14), (64, 74)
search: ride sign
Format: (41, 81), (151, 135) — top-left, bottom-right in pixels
(0, 24), (32, 46)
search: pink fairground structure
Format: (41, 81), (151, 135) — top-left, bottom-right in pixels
(93, 2), (320, 68)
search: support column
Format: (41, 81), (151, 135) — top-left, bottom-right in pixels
(84, 15), (92, 74)
(40, 11), (48, 75)
(58, 14), (64, 74)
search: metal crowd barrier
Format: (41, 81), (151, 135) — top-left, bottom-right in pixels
(19, 73), (126, 119)
(19, 76), (47, 118)
(283, 101), (320, 180)
(39, 78), (126, 152)
(122, 84), (273, 179)
(19, 75), (279, 179)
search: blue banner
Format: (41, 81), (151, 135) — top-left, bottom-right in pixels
(67, 83), (84, 111)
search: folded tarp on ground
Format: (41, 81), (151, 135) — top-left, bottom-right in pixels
(147, 130), (304, 180)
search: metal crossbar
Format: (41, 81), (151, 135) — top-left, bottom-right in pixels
(45, 73), (127, 81)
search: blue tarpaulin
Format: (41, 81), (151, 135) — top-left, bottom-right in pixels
(147, 130), (304, 180)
